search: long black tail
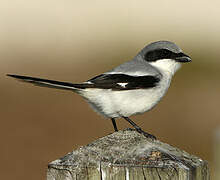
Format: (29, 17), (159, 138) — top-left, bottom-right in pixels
(7, 74), (88, 91)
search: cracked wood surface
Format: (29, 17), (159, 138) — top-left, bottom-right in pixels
(47, 129), (209, 180)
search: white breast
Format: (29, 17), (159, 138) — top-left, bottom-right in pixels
(80, 72), (172, 119)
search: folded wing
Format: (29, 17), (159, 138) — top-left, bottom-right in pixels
(7, 73), (161, 91)
(88, 73), (161, 90)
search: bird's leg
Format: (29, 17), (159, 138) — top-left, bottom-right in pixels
(111, 118), (118, 132)
(123, 117), (156, 140)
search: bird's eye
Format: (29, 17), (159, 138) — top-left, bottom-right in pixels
(144, 49), (174, 62)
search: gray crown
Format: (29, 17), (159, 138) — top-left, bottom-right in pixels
(139, 41), (182, 57)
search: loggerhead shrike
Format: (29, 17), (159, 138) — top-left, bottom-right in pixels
(7, 41), (191, 139)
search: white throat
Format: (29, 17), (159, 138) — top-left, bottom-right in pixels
(149, 59), (181, 76)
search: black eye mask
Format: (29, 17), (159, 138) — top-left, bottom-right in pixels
(144, 49), (190, 62)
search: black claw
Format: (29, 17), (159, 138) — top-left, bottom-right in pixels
(122, 116), (156, 140)
(136, 128), (157, 140)
(143, 132), (157, 140)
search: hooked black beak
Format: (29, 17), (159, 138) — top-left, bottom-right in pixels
(175, 53), (192, 63)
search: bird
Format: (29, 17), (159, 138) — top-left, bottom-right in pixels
(7, 41), (191, 139)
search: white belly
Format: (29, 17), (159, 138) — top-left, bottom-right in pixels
(80, 76), (171, 118)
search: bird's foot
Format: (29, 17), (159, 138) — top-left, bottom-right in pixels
(135, 128), (156, 140)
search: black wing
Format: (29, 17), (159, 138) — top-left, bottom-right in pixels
(88, 73), (161, 90)
(7, 73), (161, 91)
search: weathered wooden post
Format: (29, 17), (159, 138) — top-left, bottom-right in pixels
(47, 129), (209, 180)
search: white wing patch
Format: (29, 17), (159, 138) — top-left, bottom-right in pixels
(85, 81), (93, 84)
(117, 83), (128, 88)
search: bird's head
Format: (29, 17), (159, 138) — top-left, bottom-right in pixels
(139, 41), (191, 75)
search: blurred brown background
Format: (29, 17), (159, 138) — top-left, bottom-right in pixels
(1, 0), (220, 179)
